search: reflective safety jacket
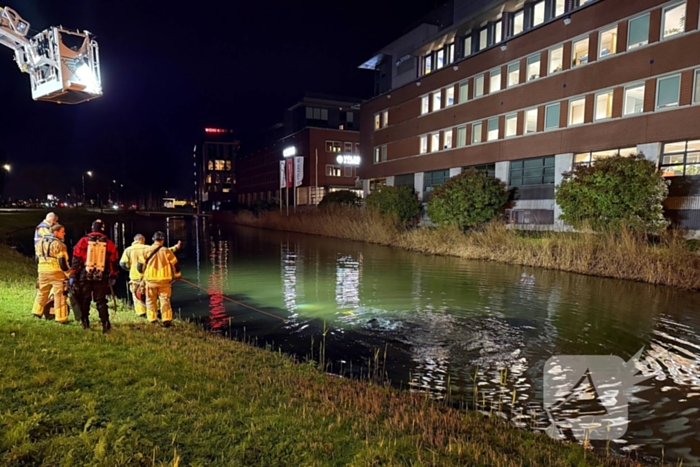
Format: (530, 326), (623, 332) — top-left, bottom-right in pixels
(34, 221), (51, 247)
(137, 243), (181, 282)
(71, 232), (119, 281)
(120, 241), (179, 281)
(35, 235), (70, 275)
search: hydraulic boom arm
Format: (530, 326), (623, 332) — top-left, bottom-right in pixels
(0, 5), (102, 104)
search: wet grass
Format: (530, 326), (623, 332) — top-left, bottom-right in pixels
(0, 243), (650, 466)
(232, 207), (700, 290)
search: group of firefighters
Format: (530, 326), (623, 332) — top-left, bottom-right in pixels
(32, 212), (182, 333)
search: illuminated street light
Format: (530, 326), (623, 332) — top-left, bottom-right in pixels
(2, 164), (9, 172)
(83, 171), (94, 205)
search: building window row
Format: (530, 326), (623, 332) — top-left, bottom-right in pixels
(574, 148), (637, 166)
(423, 42), (456, 75)
(326, 141), (359, 153)
(660, 140), (700, 176)
(374, 145), (388, 163)
(417, 0), (687, 112)
(414, 67), (700, 157)
(509, 156), (555, 187)
(325, 165), (356, 177)
(306, 107), (329, 121)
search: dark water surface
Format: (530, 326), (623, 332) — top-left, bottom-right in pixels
(23, 215), (700, 463)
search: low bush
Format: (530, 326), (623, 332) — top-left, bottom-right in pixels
(426, 168), (508, 230)
(249, 198), (280, 216)
(366, 185), (421, 225)
(318, 190), (362, 208)
(556, 155), (669, 234)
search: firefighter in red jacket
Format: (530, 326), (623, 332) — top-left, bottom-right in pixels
(70, 219), (119, 333)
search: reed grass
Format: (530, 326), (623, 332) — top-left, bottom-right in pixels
(231, 207), (700, 290)
(0, 242), (648, 466)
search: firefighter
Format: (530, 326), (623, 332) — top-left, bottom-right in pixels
(119, 234), (181, 318)
(70, 219), (119, 333)
(32, 223), (70, 323)
(137, 231), (181, 327)
(33, 212), (58, 249)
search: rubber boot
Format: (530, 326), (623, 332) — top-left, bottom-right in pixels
(102, 321), (112, 334)
(81, 319), (90, 330)
(162, 321), (172, 328)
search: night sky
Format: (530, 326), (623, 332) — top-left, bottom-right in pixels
(1, 0), (436, 200)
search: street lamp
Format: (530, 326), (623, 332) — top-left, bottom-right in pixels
(2, 164), (10, 172)
(82, 171), (93, 205)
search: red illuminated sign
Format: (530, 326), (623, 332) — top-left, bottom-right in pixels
(204, 128), (231, 134)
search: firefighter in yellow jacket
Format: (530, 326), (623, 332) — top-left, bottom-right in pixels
(137, 231), (181, 327)
(32, 223), (70, 323)
(119, 234), (181, 318)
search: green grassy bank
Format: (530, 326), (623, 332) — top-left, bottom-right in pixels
(0, 226), (646, 465)
(229, 207), (700, 291)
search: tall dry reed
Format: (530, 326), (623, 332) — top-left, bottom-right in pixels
(231, 208), (700, 290)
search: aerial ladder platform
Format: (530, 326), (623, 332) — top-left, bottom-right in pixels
(0, 5), (101, 104)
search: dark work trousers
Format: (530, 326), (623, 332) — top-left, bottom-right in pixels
(74, 281), (110, 324)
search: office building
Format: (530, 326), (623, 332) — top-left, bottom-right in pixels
(194, 128), (239, 211)
(236, 94), (362, 206)
(359, 0), (700, 230)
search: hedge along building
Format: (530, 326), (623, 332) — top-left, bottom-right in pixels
(358, 0), (700, 231)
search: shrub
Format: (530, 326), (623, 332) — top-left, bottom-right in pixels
(556, 154), (669, 233)
(248, 198), (279, 216)
(426, 168), (509, 230)
(318, 190), (362, 208)
(366, 185), (421, 225)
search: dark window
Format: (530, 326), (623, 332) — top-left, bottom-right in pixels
(395, 174), (414, 189)
(466, 163), (496, 178)
(509, 156), (555, 186)
(423, 169), (450, 201)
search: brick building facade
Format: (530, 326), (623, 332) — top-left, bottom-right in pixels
(236, 94), (362, 206)
(359, 0), (700, 230)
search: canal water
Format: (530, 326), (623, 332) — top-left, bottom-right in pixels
(21, 215), (700, 464)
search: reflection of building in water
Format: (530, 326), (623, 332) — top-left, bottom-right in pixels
(335, 254), (362, 310)
(207, 239), (228, 330)
(406, 309), (455, 398)
(281, 242), (303, 318)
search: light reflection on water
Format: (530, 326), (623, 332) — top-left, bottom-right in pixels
(144, 220), (700, 465)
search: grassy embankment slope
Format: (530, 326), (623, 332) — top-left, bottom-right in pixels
(0, 211), (644, 466)
(231, 207), (700, 290)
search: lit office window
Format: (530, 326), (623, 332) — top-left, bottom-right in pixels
(694, 69), (700, 104)
(479, 28), (488, 51)
(533, 1), (545, 26)
(459, 81), (469, 103)
(572, 38), (589, 67)
(494, 20), (503, 43)
(447, 43), (455, 63)
(421, 96), (429, 115)
(599, 26), (617, 58)
(628, 14), (649, 50)
(475, 74), (485, 97)
(660, 140), (700, 176)
(457, 126), (467, 147)
(472, 122), (483, 143)
(554, 0), (566, 16)
(487, 118), (499, 141)
(374, 147), (381, 163)
(430, 133), (440, 152)
(527, 54), (540, 81)
(549, 46), (563, 73)
(436, 49), (445, 69)
(490, 68), (501, 92)
(505, 114), (517, 137)
(446, 86), (455, 107)
(575, 148), (636, 167)
(507, 62), (520, 87)
(433, 91), (442, 111)
(419, 136), (428, 154)
(443, 130), (453, 149)
(545, 103), (560, 130)
(374, 114), (381, 130)
(656, 75), (681, 109)
(623, 84), (645, 115)
(513, 11), (524, 35)
(382, 110), (389, 127)
(464, 36), (472, 56)
(569, 98), (585, 126)
(594, 91), (613, 120)
(424, 55), (432, 75)
(525, 109), (538, 133)
(662, 2), (686, 39)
